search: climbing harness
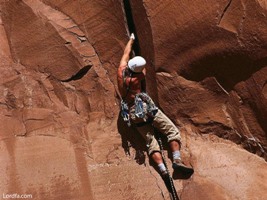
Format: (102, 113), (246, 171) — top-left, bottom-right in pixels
(120, 68), (158, 128)
(155, 130), (179, 200)
(120, 67), (157, 126)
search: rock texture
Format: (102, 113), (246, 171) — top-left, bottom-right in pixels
(0, 0), (267, 200)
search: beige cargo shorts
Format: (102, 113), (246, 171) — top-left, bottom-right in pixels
(135, 109), (181, 155)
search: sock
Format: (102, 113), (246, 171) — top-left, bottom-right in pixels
(158, 163), (166, 173)
(172, 151), (181, 161)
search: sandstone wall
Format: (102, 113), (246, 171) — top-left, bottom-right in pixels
(0, 0), (267, 200)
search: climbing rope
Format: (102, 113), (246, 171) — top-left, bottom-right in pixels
(156, 131), (179, 200)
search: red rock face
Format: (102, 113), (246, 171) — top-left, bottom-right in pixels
(0, 0), (266, 200)
(132, 0), (267, 158)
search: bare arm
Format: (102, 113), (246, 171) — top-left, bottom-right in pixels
(119, 35), (135, 67)
(118, 34), (135, 94)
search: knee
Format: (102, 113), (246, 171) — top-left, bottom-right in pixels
(150, 151), (163, 164)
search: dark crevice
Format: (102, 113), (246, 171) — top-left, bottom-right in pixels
(121, 0), (159, 104)
(62, 64), (92, 82)
(123, 0), (140, 55)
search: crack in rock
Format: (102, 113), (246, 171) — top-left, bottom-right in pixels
(218, 0), (233, 26)
(217, 0), (247, 47)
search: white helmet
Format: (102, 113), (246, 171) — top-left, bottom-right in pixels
(128, 56), (146, 73)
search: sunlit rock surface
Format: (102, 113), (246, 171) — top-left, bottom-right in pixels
(0, 0), (266, 199)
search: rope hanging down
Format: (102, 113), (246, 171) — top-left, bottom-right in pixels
(156, 130), (179, 200)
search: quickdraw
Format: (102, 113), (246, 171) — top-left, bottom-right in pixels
(134, 92), (158, 118)
(121, 100), (131, 127)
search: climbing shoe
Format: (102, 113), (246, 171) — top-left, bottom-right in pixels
(172, 159), (194, 176)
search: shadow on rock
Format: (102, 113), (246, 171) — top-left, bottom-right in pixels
(117, 115), (147, 165)
(173, 170), (194, 180)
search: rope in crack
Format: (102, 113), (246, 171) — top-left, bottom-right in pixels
(118, 1), (194, 199)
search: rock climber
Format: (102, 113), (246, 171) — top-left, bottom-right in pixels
(118, 33), (194, 178)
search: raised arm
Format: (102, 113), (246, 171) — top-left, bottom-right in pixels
(119, 33), (135, 67)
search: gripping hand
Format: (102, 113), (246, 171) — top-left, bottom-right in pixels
(130, 33), (135, 40)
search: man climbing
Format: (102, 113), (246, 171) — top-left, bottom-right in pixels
(118, 33), (194, 178)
